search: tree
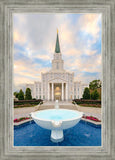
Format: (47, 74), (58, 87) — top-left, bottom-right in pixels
(89, 80), (101, 90)
(83, 87), (90, 99)
(25, 88), (32, 100)
(91, 90), (99, 100)
(14, 92), (19, 98)
(18, 89), (24, 100)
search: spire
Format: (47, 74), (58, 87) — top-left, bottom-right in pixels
(55, 29), (60, 53)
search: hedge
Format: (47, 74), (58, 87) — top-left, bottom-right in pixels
(14, 99), (43, 105)
(72, 99), (101, 105)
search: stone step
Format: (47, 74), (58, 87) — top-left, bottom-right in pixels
(43, 101), (73, 106)
(37, 104), (77, 111)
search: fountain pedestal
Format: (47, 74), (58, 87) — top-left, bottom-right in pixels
(51, 129), (64, 142)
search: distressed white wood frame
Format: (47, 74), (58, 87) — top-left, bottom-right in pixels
(0, 0), (115, 160)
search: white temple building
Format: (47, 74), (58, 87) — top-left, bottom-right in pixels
(26, 30), (88, 101)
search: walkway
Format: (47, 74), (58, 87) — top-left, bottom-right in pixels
(37, 100), (76, 110)
(75, 105), (101, 120)
(14, 107), (36, 119)
(14, 101), (101, 120)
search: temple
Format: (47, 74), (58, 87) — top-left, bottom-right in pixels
(26, 30), (87, 101)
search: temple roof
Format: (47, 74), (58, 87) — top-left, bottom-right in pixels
(55, 29), (61, 53)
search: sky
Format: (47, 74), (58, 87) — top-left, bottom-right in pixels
(13, 13), (102, 92)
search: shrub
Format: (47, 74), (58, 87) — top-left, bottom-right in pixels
(72, 99), (101, 107)
(18, 89), (24, 100)
(32, 98), (36, 100)
(83, 87), (90, 99)
(14, 99), (43, 107)
(25, 88), (32, 100)
(91, 90), (99, 100)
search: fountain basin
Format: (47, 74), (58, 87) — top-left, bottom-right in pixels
(31, 109), (83, 142)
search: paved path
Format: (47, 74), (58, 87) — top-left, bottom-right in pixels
(14, 102), (101, 120)
(75, 105), (101, 120)
(38, 101), (76, 110)
(14, 107), (36, 119)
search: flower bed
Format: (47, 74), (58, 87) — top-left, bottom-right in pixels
(14, 117), (30, 123)
(82, 115), (101, 122)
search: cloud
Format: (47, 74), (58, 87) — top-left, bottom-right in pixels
(64, 53), (101, 78)
(14, 59), (50, 75)
(74, 71), (101, 85)
(13, 13), (102, 91)
(79, 14), (101, 38)
(14, 56), (50, 90)
(84, 49), (97, 56)
(13, 30), (26, 44)
(64, 48), (82, 57)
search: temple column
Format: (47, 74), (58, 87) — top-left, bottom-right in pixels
(62, 83), (64, 101)
(66, 83), (68, 101)
(52, 83), (54, 101)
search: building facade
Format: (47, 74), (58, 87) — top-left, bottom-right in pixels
(26, 31), (88, 101)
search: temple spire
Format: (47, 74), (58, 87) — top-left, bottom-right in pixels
(55, 29), (60, 53)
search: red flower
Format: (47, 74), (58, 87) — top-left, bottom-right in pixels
(14, 117), (30, 123)
(83, 115), (101, 122)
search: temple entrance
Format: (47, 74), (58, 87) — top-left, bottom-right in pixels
(48, 82), (67, 101)
(54, 84), (61, 101)
(55, 95), (61, 101)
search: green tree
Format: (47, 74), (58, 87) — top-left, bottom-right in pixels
(18, 89), (24, 100)
(91, 90), (99, 100)
(83, 87), (90, 99)
(14, 92), (19, 98)
(89, 80), (101, 90)
(25, 88), (32, 100)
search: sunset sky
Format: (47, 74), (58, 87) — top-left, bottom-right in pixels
(13, 13), (102, 92)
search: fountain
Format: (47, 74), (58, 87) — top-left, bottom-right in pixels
(30, 100), (83, 142)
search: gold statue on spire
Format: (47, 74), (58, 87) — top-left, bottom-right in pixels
(57, 29), (58, 33)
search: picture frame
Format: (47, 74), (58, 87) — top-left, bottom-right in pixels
(0, 0), (115, 160)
